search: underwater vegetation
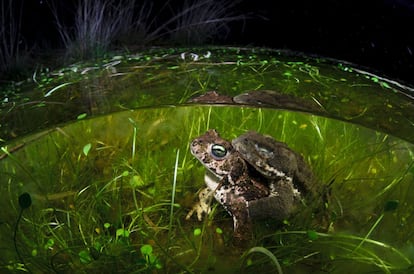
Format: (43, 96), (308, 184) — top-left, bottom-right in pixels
(0, 48), (413, 273)
(0, 106), (413, 273)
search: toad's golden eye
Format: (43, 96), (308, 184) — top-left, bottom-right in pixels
(211, 144), (227, 159)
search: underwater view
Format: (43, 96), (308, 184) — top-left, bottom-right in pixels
(1, 48), (414, 273)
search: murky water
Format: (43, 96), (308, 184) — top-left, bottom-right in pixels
(1, 106), (413, 273)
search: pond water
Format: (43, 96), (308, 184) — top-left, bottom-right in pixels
(0, 47), (413, 273)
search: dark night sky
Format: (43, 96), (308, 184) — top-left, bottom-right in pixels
(233, 0), (414, 85)
(19, 0), (414, 85)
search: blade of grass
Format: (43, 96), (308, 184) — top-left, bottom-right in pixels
(243, 246), (283, 274)
(168, 149), (180, 247)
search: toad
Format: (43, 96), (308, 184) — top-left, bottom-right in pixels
(187, 129), (313, 243)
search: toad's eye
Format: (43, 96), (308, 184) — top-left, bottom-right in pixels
(211, 144), (227, 158)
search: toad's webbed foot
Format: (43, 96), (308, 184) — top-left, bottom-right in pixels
(186, 187), (214, 221)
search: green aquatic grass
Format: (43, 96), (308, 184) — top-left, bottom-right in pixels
(0, 106), (413, 272)
(243, 246), (283, 274)
(264, 230), (412, 274)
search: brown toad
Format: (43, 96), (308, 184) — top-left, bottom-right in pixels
(187, 129), (313, 243)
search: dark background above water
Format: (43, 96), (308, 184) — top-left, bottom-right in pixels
(11, 0), (414, 86)
(230, 0), (414, 86)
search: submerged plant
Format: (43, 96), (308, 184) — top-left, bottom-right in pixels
(1, 94), (414, 272)
(242, 246), (283, 274)
(138, 244), (162, 270)
(13, 193), (32, 271)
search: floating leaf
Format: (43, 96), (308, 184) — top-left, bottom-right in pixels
(380, 81), (391, 89)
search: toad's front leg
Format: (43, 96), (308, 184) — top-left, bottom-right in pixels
(226, 195), (253, 245)
(186, 187), (215, 221)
